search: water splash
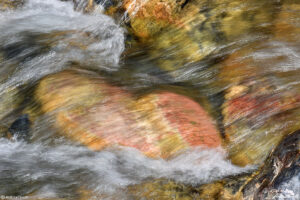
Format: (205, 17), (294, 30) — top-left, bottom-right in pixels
(0, 0), (124, 92)
(0, 138), (252, 198)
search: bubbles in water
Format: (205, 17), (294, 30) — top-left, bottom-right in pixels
(0, 0), (124, 93)
(0, 138), (252, 198)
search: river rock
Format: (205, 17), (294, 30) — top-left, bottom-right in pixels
(214, 39), (300, 166)
(221, 75), (300, 166)
(122, 0), (277, 39)
(119, 0), (279, 73)
(35, 70), (221, 158)
(0, 0), (24, 10)
(122, 0), (184, 39)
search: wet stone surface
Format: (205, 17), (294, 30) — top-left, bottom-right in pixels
(0, 0), (299, 199)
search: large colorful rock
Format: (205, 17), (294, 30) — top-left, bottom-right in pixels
(35, 70), (221, 158)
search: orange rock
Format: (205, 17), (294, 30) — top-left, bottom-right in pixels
(150, 92), (220, 148)
(223, 92), (300, 126)
(122, 0), (193, 39)
(36, 70), (221, 158)
(123, 0), (177, 23)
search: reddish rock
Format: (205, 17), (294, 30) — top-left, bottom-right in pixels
(36, 70), (221, 158)
(217, 40), (300, 166)
(223, 92), (300, 126)
(152, 92), (220, 148)
(221, 77), (300, 166)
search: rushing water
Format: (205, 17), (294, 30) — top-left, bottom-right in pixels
(0, 0), (299, 199)
(0, 139), (252, 198)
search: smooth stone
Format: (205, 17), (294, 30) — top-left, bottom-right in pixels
(35, 70), (221, 158)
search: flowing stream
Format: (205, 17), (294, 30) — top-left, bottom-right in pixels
(0, 0), (299, 199)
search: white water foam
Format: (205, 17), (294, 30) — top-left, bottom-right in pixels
(0, 138), (252, 197)
(0, 0), (124, 93)
(276, 174), (300, 200)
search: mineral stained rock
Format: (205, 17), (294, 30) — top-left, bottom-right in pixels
(221, 76), (300, 166)
(216, 39), (300, 166)
(35, 70), (221, 158)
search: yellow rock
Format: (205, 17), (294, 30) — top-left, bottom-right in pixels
(224, 85), (248, 100)
(0, 0), (24, 10)
(121, 0), (279, 73)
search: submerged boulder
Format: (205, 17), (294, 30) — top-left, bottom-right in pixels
(35, 70), (221, 158)
(222, 77), (300, 167)
(215, 40), (300, 166)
